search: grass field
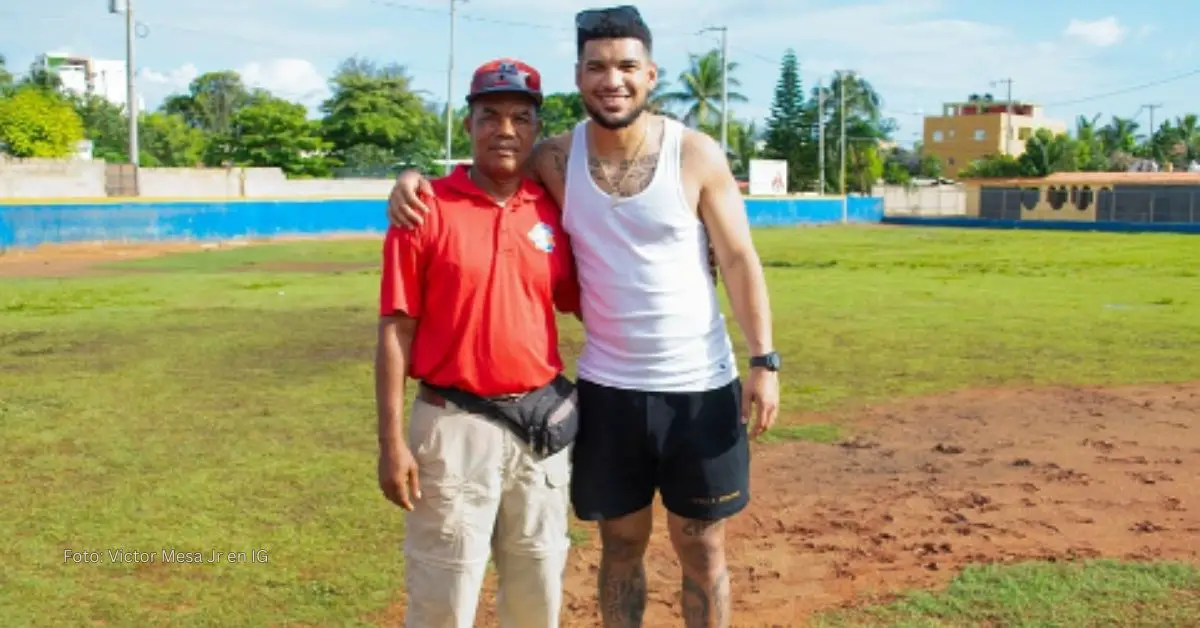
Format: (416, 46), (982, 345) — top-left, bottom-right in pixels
(2, 225), (1199, 626)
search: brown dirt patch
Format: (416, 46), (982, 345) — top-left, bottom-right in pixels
(0, 241), (217, 277)
(0, 234), (380, 278)
(372, 381), (1200, 627)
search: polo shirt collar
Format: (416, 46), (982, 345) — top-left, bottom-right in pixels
(445, 164), (538, 205)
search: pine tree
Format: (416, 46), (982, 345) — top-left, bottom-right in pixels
(763, 50), (817, 191)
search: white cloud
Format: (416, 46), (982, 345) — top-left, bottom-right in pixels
(139, 58), (329, 115)
(141, 63), (200, 90)
(727, 1), (1102, 97)
(1064, 17), (1126, 47)
(238, 58), (330, 108)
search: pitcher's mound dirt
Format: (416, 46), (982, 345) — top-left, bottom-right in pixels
(375, 381), (1200, 627)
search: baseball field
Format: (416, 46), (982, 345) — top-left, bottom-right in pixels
(2, 224), (1199, 627)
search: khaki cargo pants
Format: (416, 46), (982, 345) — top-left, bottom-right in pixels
(403, 388), (572, 628)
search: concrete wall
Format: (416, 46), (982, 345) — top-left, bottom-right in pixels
(0, 158), (108, 199)
(0, 160), (395, 200)
(873, 184), (966, 216)
(0, 196), (885, 249)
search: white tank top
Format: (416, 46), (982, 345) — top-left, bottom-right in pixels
(562, 118), (737, 392)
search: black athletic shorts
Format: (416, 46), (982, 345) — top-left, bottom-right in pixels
(569, 377), (751, 522)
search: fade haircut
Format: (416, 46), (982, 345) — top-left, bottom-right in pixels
(576, 9), (653, 58)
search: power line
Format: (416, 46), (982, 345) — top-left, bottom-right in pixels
(1040, 68), (1200, 107)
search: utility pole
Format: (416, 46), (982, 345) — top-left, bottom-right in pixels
(1142, 103), (1163, 136)
(839, 70), (848, 222)
(1142, 103), (1164, 165)
(699, 26), (729, 155)
(990, 77), (1013, 155)
(110, 0), (139, 167)
(445, 0), (466, 175)
(817, 77), (824, 195)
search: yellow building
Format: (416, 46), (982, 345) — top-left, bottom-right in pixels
(922, 97), (1067, 178)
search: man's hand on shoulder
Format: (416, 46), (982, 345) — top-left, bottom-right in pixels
(527, 132), (572, 190)
(387, 168), (434, 229)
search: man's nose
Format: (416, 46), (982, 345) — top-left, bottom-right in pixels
(495, 116), (517, 136)
(599, 68), (624, 89)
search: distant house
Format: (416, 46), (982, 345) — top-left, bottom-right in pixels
(922, 94), (1067, 178)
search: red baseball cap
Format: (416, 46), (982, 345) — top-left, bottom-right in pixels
(467, 58), (543, 106)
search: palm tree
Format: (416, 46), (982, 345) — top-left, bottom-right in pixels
(1073, 113), (1105, 171)
(1175, 114), (1200, 162)
(1098, 116), (1139, 155)
(697, 116), (759, 172)
(656, 50), (747, 127)
(646, 66), (675, 118)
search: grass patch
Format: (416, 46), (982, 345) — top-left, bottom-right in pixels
(757, 422), (842, 444)
(815, 559), (1200, 627)
(1, 225), (1199, 625)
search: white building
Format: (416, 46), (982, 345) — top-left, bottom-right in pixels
(36, 52), (145, 111)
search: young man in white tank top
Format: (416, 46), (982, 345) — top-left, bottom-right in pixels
(382, 7), (779, 626)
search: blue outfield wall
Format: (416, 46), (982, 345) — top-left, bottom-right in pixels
(0, 195), (885, 249)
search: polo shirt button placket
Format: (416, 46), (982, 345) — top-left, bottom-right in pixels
(497, 199), (516, 256)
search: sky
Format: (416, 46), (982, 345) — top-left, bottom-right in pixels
(4, 0), (1199, 145)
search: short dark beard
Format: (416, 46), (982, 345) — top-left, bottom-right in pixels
(584, 100), (648, 130)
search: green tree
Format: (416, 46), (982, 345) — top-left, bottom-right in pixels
(762, 49), (816, 191)
(540, 92), (585, 138)
(0, 54), (13, 95)
(1072, 114), (1107, 171)
(0, 86), (84, 157)
(139, 112), (207, 166)
(207, 96), (332, 177)
(320, 57), (435, 169)
(657, 50), (747, 127)
(163, 71), (257, 135)
(18, 60), (62, 92)
(811, 72), (894, 193)
(1017, 128), (1077, 176)
(698, 116), (758, 177)
(72, 93), (128, 162)
(1098, 116), (1139, 156)
(957, 154), (1024, 178)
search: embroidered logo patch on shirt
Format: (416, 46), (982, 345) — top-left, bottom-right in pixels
(527, 222), (554, 252)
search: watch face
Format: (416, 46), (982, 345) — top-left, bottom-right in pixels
(752, 353), (780, 370)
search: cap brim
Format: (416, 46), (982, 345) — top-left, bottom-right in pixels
(466, 87), (543, 106)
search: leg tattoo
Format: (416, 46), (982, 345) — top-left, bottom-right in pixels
(598, 535), (648, 627)
(680, 569), (730, 628)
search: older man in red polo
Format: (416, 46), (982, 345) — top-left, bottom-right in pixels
(374, 58), (580, 628)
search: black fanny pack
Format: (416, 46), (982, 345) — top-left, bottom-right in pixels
(422, 373), (579, 458)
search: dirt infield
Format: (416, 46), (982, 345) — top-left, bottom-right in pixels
(0, 241), (239, 277)
(374, 381), (1200, 626)
(0, 235), (379, 277)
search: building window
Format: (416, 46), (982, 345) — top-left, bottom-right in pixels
(1075, 186), (1093, 210)
(974, 129), (986, 141)
(1046, 186), (1067, 210)
(932, 130), (944, 142)
(1018, 127), (1032, 140)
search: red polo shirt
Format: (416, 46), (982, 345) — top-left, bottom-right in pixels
(379, 165), (580, 397)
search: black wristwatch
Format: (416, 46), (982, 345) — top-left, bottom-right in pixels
(749, 351), (781, 372)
